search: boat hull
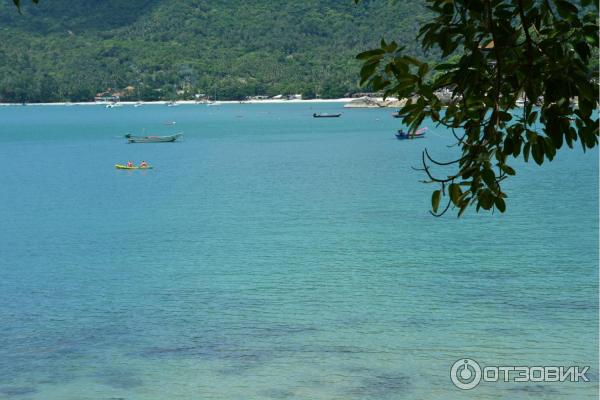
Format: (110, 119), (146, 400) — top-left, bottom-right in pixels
(396, 127), (427, 140)
(115, 164), (154, 170)
(125, 133), (183, 143)
(395, 135), (425, 140)
(313, 113), (342, 118)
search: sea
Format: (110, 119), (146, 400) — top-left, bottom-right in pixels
(0, 103), (598, 400)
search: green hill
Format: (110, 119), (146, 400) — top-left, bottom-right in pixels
(0, 0), (430, 102)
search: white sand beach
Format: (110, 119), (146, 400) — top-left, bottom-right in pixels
(0, 98), (357, 106)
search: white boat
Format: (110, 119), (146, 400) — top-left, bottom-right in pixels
(134, 102), (143, 107)
(106, 102), (122, 108)
(167, 101), (179, 107)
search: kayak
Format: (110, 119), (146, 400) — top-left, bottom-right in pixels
(115, 164), (153, 170)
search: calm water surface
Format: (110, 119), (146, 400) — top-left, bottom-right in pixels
(0, 103), (598, 399)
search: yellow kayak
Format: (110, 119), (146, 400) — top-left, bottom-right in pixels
(115, 164), (153, 170)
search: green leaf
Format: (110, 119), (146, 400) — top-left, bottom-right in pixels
(531, 141), (544, 165)
(543, 137), (556, 160)
(431, 190), (441, 213)
(500, 164), (516, 176)
(383, 41), (399, 53)
(523, 142), (531, 162)
(481, 169), (496, 188)
(449, 183), (462, 205)
(555, 0), (579, 18)
(434, 63), (457, 71)
(457, 202), (469, 218)
(503, 136), (514, 154)
(401, 56), (422, 66)
(359, 62), (379, 85)
(356, 49), (385, 60)
(527, 111), (538, 126)
(498, 111), (512, 122)
(479, 190), (495, 210)
(494, 196), (506, 212)
(583, 25), (599, 46)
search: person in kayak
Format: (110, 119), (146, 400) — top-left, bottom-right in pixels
(127, 161), (133, 168)
(139, 161), (148, 168)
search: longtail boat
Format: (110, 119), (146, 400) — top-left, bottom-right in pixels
(124, 133), (183, 143)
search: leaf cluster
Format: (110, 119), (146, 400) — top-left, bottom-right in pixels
(357, 0), (599, 216)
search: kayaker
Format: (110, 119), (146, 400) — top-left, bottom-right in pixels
(127, 161), (133, 168)
(139, 161), (148, 168)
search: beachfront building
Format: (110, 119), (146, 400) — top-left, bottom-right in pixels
(94, 91), (119, 103)
(247, 95), (269, 100)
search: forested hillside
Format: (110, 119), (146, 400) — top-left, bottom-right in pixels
(0, 0), (431, 102)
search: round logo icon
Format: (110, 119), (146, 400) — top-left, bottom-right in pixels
(450, 358), (482, 390)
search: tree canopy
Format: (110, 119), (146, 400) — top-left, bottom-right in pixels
(357, 0), (599, 216)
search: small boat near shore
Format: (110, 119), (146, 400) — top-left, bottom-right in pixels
(313, 113), (342, 118)
(125, 132), (183, 143)
(395, 127), (427, 140)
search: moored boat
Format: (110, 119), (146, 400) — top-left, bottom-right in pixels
(395, 127), (427, 140)
(124, 132), (183, 143)
(313, 113), (342, 118)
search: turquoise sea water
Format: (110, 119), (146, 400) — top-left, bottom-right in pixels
(0, 103), (597, 400)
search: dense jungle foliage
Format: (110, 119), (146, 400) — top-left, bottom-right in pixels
(0, 0), (432, 102)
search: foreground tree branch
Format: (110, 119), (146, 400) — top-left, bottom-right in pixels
(356, 0), (599, 216)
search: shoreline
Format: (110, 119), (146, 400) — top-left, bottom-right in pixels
(0, 98), (359, 107)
